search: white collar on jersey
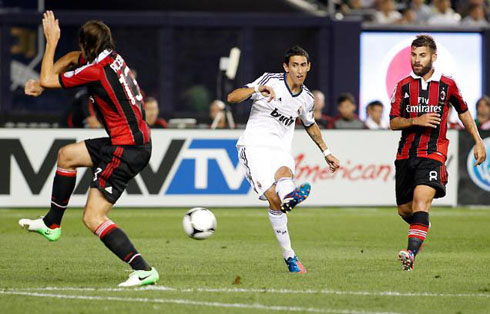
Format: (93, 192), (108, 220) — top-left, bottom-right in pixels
(87, 49), (113, 65)
(410, 68), (442, 90)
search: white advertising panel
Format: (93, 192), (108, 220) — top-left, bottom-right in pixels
(0, 129), (457, 207)
(360, 32), (482, 125)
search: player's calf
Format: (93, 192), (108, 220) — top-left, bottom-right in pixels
(397, 203), (414, 224)
(407, 211), (429, 256)
(268, 209), (295, 259)
(398, 211), (430, 271)
(44, 167), (77, 229)
(95, 220), (152, 272)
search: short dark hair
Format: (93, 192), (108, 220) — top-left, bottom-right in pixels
(411, 35), (437, 53)
(367, 100), (383, 109)
(144, 96), (158, 104)
(284, 45), (310, 65)
(477, 95), (490, 110)
(79, 20), (115, 63)
(468, 3), (481, 12)
(337, 93), (355, 106)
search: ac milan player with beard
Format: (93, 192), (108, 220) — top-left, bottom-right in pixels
(389, 35), (486, 271)
(19, 11), (158, 286)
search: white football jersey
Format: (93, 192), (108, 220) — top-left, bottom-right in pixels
(237, 72), (315, 152)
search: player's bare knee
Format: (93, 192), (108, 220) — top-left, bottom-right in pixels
(411, 197), (430, 212)
(82, 210), (105, 232)
(81, 212), (95, 231)
(274, 167), (293, 181)
(57, 146), (75, 169)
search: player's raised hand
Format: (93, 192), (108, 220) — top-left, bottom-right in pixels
(414, 113), (441, 128)
(258, 85), (276, 102)
(325, 154), (340, 172)
(25, 79), (44, 96)
(473, 140), (487, 166)
(42, 10), (60, 45)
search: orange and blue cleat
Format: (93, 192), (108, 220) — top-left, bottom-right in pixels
(280, 183), (311, 213)
(285, 256), (307, 273)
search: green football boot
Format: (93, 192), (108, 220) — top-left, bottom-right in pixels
(19, 217), (61, 242)
(118, 267), (159, 287)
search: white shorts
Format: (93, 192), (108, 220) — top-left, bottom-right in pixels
(237, 145), (295, 200)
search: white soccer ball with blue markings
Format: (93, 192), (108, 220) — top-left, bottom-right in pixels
(182, 207), (217, 240)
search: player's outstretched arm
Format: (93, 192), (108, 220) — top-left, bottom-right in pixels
(390, 113), (441, 130)
(53, 51), (81, 74)
(458, 110), (486, 165)
(304, 122), (340, 172)
(25, 51), (80, 96)
(39, 10), (62, 89)
(227, 85), (276, 103)
(227, 87), (255, 103)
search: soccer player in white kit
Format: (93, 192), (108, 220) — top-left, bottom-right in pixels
(227, 46), (340, 273)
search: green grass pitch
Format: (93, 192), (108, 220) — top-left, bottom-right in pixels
(1, 207), (490, 314)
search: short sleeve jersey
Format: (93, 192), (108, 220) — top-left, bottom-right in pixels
(237, 72), (315, 152)
(389, 70), (468, 163)
(59, 50), (150, 146)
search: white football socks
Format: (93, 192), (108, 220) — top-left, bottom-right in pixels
(275, 177), (295, 202)
(268, 209), (295, 259)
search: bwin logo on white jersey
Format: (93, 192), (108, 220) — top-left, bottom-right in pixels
(270, 108), (294, 126)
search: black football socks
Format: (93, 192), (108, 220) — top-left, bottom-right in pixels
(95, 220), (151, 271)
(43, 168), (77, 228)
(407, 211), (430, 256)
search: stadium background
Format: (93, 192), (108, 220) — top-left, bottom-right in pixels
(1, 2), (490, 314)
(1, 0), (488, 207)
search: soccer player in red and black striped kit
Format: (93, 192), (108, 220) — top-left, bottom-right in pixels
(19, 11), (159, 286)
(390, 35), (486, 271)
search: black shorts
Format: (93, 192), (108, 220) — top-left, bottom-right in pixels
(395, 157), (448, 206)
(85, 137), (151, 204)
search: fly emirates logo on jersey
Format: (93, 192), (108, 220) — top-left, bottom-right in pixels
(406, 97), (442, 114)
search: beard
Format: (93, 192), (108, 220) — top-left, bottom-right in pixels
(412, 60), (433, 77)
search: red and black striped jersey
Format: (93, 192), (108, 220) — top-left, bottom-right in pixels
(389, 70), (468, 164)
(59, 50), (150, 146)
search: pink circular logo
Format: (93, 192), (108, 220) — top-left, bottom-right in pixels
(385, 46), (412, 98)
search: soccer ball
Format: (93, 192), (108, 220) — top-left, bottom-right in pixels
(182, 207), (217, 240)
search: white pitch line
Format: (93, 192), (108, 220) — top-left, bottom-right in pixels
(0, 290), (401, 314)
(185, 287), (490, 299)
(11, 286), (490, 299)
